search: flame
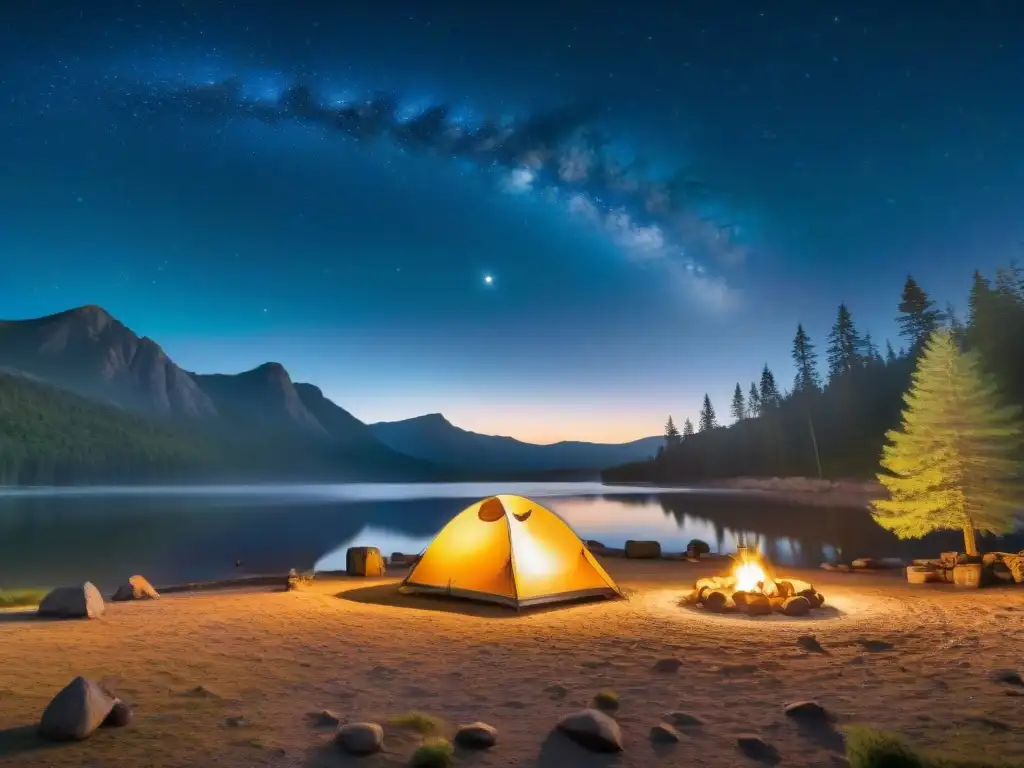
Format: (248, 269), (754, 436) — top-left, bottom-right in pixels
(733, 559), (768, 593)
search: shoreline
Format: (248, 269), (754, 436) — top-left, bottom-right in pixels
(610, 476), (886, 509)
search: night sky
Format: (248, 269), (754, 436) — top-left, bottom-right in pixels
(1, 2), (1020, 443)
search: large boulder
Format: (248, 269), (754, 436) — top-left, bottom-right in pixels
(38, 677), (116, 741)
(455, 722), (498, 749)
(345, 547), (385, 577)
(624, 540), (661, 559)
(111, 575), (159, 601)
(38, 583), (105, 619)
(556, 709), (623, 753)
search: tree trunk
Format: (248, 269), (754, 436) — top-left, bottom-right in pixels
(962, 525), (979, 557)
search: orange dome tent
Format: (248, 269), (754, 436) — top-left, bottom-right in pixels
(400, 494), (623, 609)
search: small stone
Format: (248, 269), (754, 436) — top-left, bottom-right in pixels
(746, 594), (772, 616)
(111, 575), (159, 601)
(665, 710), (705, 727)
(783, 596), (811, 617)
(308, 709), (342, 727)
(798, 589), (823, 609)
(650, 723), (681, 743)
(335, 722), (384, 755)
(784, 701), (832, 722)
(704, 590), (732, 613)
(654, 657), (683, 673)
(225, 715), (247, 728)
(797, 635), (826, 654)
(991, 669), (1024, 686)
(545, 683), (569, 699)
(555, 709), (623, 753)
(38, 677), (116, 741)
(455, 722), (498, 749)
(737, 733), (780, 763)
(102, 701), (133, 728)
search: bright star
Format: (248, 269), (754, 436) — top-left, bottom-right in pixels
(484, 275), (493, 285)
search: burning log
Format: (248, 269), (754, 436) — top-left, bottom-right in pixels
(685, 549), (827, 618)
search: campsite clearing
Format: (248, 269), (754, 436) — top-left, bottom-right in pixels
(0, 558), (1022, 767)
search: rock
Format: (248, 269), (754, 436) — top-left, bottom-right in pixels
(624, 540), (661, 559)
(38, 677), (116, 741)
(102, 700), (133, 728)
(991, 669), (1024, 686)
(769, 596), (786, 613)
(746, 594), (772, 616)
(555, 709), (623, 753)
(335, 722), (384, 755)
(650, 723), (681, 743)
(665, 710), (705, 727)
(686, 539), (711, 557)
(776, 580), (795, 598)
(783, 596), (811, 617)
(345, 547), (386, 577)
(798, 589), (823, 609)
(797, 635), (826, 653)
(545, 684), (569, 699)
(732, 591), (752, 608)
(225, 715), (247, 728)
(703, 590), (732, 613)
(654, 657), (683, 673)
(737, 733), (780, 763)
(585, 540), (607, 551)
(111, 575), (159, 601)
(784, 701), (832, 722)
(38, 583), (105, 619)
(455, 722), (498, 749)
(851, 558), (877, 569)
(308, 709), (342, 727)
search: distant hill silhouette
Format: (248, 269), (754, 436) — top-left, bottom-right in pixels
(369, 412), (662, 472)
(0, 305), (662, 484)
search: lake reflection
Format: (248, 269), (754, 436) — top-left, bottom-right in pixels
(0, 483), (1019, 590)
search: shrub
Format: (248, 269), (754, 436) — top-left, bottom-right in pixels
(593, 690), (619, 711)
(388, 712), (444, 736)
(410, 737), (454, 768)
(0, 588), (47, 608)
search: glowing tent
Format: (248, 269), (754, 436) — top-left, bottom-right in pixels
(400, 494), (623, 609)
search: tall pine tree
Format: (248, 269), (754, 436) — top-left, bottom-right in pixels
(682, 418), (695, 437)
(730, 383), (746, 421)
(759, 365), (781, 409)
(664, 416), (681, 447)
(897, 275), (944, 351)
(747, 382), (761, 417)
(826, 302), (861, 381)
(698, 394), (717, 432)
(871, 328), (1023, 555)
(885, 339), (897, 364)
(791, 323), (820, 393)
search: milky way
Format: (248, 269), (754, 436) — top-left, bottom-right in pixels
(109, 73), (749, 309)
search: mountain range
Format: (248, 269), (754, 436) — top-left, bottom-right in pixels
(0, 305), (661, 484)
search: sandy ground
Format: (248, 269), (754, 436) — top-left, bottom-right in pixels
(1, 559), (1023, 767)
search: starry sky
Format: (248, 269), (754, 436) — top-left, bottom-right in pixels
(1, 1), (1021, 443)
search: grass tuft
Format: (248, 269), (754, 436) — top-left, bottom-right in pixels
(388, 711), (445, 736)
(0, 588), (47, 608)
(410, 738), (454, 768)
(593, 690), (619, 711)
(845, 726), (1021, 768)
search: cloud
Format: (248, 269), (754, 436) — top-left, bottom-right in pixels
(109, 73), (750, 310)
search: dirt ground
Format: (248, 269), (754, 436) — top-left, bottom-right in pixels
(1, 558), (1022, 767)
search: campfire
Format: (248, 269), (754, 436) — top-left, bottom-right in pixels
(684, 546), (826, 618)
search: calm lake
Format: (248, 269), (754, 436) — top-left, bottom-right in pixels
(1, 482), (1020, 590)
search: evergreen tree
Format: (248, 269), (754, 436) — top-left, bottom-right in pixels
(946, 302), (966, 348)
(682, 417), (695, 437)
(664, 416), (681, 447)
(885, 339), (897, 365)
(698, 394), (717, 432)
(759, 364), (781, 409)
(826, 302), (861, 381)
(791, 323), (821, 393)
(897, 275), (944, 351)
(871, 328), (1023, 556)
(747, 381), (761, 417)
(966, 270), (991, 330)
(730, 383), (746, 421)
(862, 332), (883, 366)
